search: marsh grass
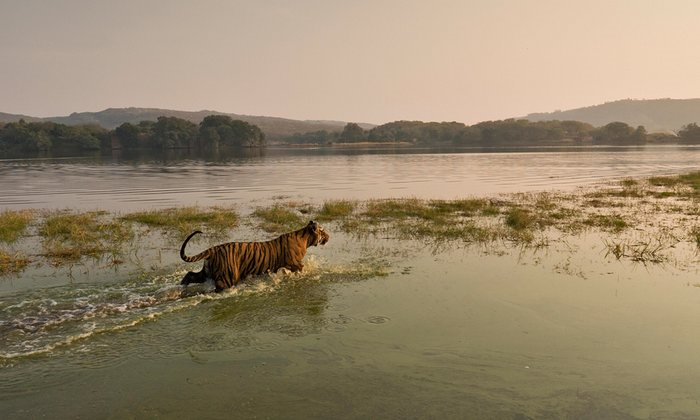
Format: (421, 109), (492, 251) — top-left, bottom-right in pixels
(40, 211), (134, 263)
(362, 198), (498, 223)
(346, 198), (521, 245)
(603, 233), (678, 264)
(122, 206), (239, 236)
(505, 207), (535, 230)
(584, 214), (629, 233)
(0, 250), (30, 275)
(316, 200), (357, 222)
(4, 170), (700, 276)
(252, 203), (305, 233)
(0, 210), (35, 243)
(649, 171), (700, 197)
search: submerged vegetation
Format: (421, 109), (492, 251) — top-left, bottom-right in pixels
(0, 171), (698, 275)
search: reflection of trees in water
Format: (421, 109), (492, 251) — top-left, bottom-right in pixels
(110, 146), (268, 164)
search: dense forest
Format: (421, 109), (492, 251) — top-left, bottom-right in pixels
(3, 114), (700, 155)
(0, 115), (264, 154)
(285, 119), (700, 146)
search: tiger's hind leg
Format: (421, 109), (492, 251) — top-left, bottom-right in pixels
(287, 263), (304, 273)
(181, 266), (208, 286)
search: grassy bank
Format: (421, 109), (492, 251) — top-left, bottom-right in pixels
(1, 171), (698, 276)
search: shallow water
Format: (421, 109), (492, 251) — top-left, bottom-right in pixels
(2, 232), (700, 418)
(2, 147), (700, 418)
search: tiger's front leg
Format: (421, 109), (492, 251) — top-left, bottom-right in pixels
(213, 272), (240, 292)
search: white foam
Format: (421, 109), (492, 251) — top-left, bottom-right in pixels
(0, 256), (368, 361)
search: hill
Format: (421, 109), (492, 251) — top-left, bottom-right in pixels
(0, 112), (42, 124)
(0, 108), (376, 141)
(524, 98), (700, 133)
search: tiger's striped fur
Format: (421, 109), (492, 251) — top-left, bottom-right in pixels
(180, 220), (329, 291)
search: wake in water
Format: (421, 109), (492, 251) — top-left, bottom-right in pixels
(0, 255), (365, 363)
(0, 270), (202, 361)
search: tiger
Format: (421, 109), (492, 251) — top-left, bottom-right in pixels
(179, 220), (329, 291)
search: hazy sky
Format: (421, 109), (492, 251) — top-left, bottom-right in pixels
(2, 0), (700, 124)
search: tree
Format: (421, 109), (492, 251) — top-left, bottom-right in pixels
(339, 123), (365, 142)
(115, 122), (140, 149)
(593, 122), (637, 144)
(631, 125), (647, 143)
(284, 130), (337, 144)
(152, 116), (199, 149)
(678, 123), (700, 144)
(199, 115), (265, 148)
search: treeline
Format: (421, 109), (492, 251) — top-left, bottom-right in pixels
(0, 115), (265, 154)
(4, 114), (700, 154)
(285, 119), (700, 146)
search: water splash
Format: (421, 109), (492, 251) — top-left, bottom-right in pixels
(0, 270), (215, 362)
(0, 255), (389, 363)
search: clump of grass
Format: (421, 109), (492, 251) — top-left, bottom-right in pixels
(505, 207), (535, 230)
(363, 199), (433, 221)
(585, 214), (628, 233)
(316, 200), (357, 222)
(122, 206), (238, 235)
(40, 211), (133, 263)
(252, 204), (305, 233)
(0, 250), (30, 275)
(533, 193), (558, 211)
(396, 219), (494, 243)
(0, 210), (35, 243)
(362, 198), (498, 225)
(680, 171), (700, 193)
(621, 178), (638, 188)
(648, 171), (700, 197)
(338, 198), (506, 244)
(648, 175), (682, 188)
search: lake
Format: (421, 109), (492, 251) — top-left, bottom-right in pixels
(2, 145), (699, 211)
(2, 145), (700, 418)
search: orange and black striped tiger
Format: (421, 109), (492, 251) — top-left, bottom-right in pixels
(180, 220), (329, 291)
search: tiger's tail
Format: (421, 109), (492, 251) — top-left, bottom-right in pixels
(180, 231), (211, 262)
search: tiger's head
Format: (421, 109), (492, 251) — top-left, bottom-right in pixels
(303, 220), (330, 247)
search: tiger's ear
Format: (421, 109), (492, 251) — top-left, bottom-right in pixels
(308, 220), (316, 226)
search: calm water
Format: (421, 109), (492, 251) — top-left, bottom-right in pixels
(1, 145), (699, 211)
(2, 146), (700, 418)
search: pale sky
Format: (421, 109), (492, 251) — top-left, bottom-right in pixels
(2, 0), (700, 125)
